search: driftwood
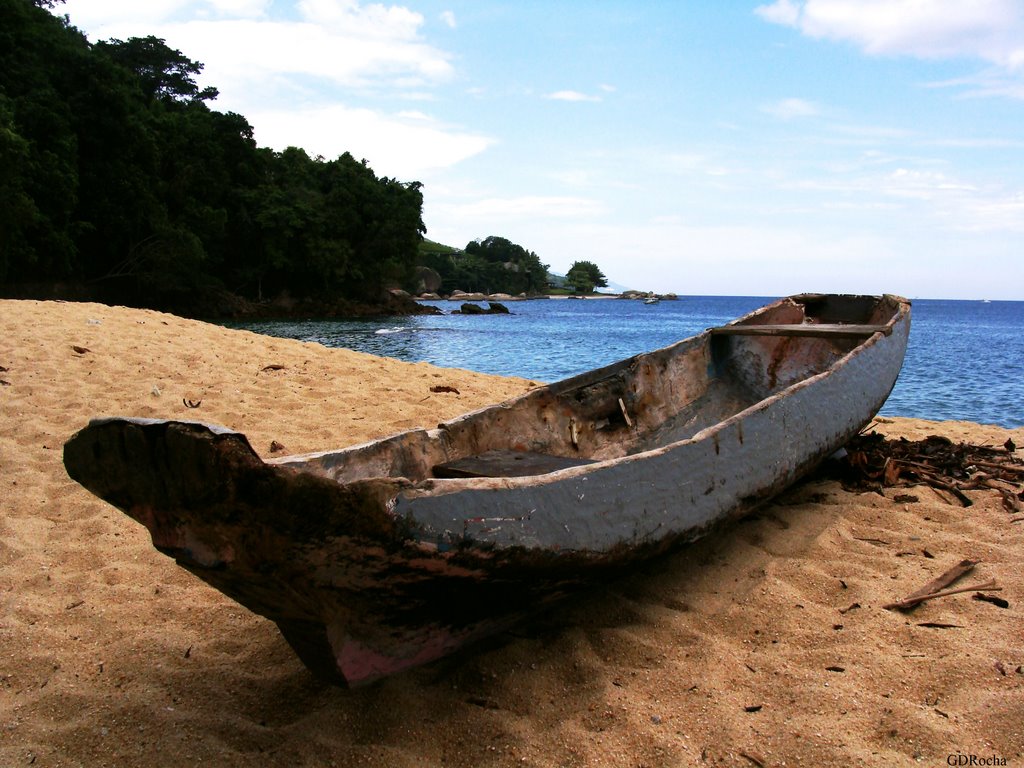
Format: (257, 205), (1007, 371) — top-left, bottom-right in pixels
(973, 592), (1010, 609)
(889, 580), (1000, 608)
(883, 559), (978, 610)
(840, 433), (1024, 512)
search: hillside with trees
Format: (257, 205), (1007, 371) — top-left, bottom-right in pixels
(0, 0), (426, 316)
(418, 236), (550, 296)
(1, 1), (618, 316)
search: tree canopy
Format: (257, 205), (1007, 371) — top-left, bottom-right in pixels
(419, 235), (550, 296)
(0, 0), (425, 313)
(565, 260), (609, 294)
(95, 35), (220, 103)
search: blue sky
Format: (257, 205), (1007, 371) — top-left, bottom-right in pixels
(59, 0), (1024, 299)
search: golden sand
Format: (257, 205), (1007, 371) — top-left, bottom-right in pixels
(1, 299), (1021, 767)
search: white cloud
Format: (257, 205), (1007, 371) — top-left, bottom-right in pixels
(297, 0), (422, 40)
(880, 170), (1024, 232)
(438, 196), (607, 220)
(63, 1), (454, 93)
(959, 193), (1024, 232)
(63, 0), (271, 27)
(927, 136), (1024, 149)
(926, 70), (1024, 100)
(762, 97), (820, 119)
(545, 90), (602, 102)
(663, 152), (736, 177)
(547, 169), (599, 187)
(757, 1), (1024, 101)
(62, 0), (191, 28)
(440, 10), (456, 29)
(248, 105), (493, 178)
(395, 110), (432, 120)
(826, 122), (916, 141)
(755, 0), (801, 26)
(755, 0), (1024, 69)
(203, 0), (271, 18)
(883, 167), (977, 199)
(783, 164), (1024, 233)
(534, 219), (914, 298)
(60, 0), (470, 175)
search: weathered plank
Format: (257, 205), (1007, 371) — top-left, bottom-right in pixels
(434, 450), (596, 478)
(711, 323), (892, 339)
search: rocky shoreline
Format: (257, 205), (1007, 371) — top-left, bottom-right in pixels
(1, 281), (680, 322)
(415, 289), (680, 303)
(0, 281), (440, 321)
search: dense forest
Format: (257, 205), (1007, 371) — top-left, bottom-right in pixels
(0, 0), (426, 315)
(418, 236), (550, 296)
(418, 240), (613, 297)
(1, 0), (615, 316)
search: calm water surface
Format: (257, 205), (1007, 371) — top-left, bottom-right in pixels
(232, 296), (1024, 428)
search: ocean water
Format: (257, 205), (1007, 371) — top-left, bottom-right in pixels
(231, 296), (1024, 428)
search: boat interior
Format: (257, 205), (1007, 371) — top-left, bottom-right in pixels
(277, 294), (904, 484)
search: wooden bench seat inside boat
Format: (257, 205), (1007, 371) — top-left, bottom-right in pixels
(710, 323), (891, 339)
(434, 450), (597, 479)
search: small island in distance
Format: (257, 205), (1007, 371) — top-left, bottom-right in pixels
(412, 237), (678, 309)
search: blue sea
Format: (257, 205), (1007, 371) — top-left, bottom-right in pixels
(231, 297), (1024, 428)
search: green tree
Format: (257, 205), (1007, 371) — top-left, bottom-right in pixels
(326, 154), (424, 296)
(565, 260), (608, 294)
(457, 235), (549, 294)
(243, 149), (424, 301)
(94, 36), (218, 103)
(0, 0), (427, 313)
(0, 0), (92, 281)
(0, 94), (43, 281)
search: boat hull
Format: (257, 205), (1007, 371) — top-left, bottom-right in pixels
(64, 294), (911, 686)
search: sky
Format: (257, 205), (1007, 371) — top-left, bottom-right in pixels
(57, 0), (1024, 299)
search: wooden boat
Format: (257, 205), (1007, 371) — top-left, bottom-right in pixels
(63, 293), (911, 687)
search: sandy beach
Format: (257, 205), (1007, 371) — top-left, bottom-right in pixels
(1, 298), (1021, 768)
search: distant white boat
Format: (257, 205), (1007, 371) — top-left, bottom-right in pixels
(643, 297), (660, 305)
